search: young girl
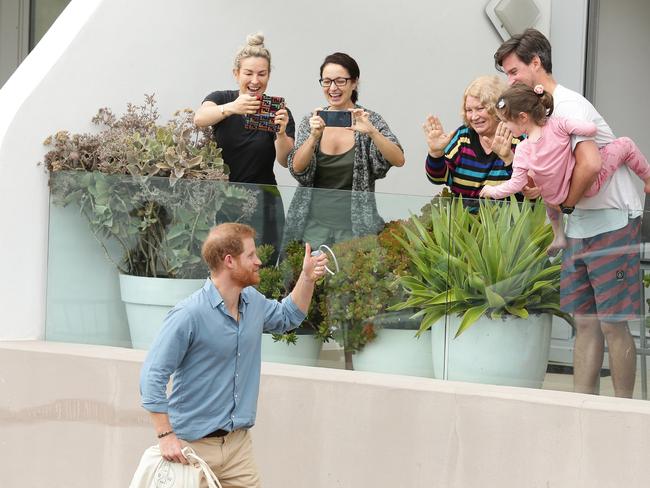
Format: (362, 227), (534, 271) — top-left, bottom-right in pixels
(480, 83), (650, 256)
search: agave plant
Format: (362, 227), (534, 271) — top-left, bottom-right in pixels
(390, 196), (573, 337)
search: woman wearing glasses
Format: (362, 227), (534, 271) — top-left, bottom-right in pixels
(284, 52), (404, 248)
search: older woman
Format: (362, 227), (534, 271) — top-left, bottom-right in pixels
(423, 75), (521, 199)
(285, 52), (404, 248)
(194, 32), (293, 257)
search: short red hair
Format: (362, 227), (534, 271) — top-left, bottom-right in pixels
(201, 223), (256, 272)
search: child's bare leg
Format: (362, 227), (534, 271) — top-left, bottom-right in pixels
(547, 206), (567, 257)
(587, 137), (650, 196)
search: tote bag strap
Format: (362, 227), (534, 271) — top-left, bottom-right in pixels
(182, 447), (223, 488)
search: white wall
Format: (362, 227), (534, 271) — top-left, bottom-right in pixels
(0, 0), (102, 340)
(0, 0), (558, 340)
(550, 0), (589, 93)
(591, 0), (650, 158)
(3, 341), (650, 488)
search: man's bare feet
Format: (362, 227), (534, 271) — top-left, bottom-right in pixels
(547, 233), (568, 257)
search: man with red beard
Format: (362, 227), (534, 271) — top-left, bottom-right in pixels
(140, 223), (327, 487)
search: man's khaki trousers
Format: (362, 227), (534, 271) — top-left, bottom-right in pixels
(189, 429), (261, 488)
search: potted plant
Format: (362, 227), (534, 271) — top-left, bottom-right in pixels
(256, 241), (330, 366)
(391, 196), (573, 387)
(318, 226), (433, 377)
(45, 95), (256, 349)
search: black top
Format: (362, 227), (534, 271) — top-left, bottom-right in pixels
(203, 90), (296, 185)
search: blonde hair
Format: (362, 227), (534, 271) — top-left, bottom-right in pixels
(233, 32), (271, 72)
(461, 75), (507, 126)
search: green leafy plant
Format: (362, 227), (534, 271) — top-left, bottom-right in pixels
(391, 196), (572, 337)
(257, 241), (331, 344)
(45, 95), (257, 278)
(319, 226), (413, 369)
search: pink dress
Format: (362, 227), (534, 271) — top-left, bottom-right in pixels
(482, 117), (649, 205)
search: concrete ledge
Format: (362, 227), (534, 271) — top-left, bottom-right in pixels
(2, 341), (650, 487)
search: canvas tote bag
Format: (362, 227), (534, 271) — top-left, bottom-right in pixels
(129, 445), (222, 488)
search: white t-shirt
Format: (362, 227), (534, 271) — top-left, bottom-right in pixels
(552, 84), (642, 238)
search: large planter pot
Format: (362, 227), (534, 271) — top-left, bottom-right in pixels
(119, 274), (204, 350)
(46, 204), (131, 348)
(431, 314), (552, 388)
(352, 311), (434, 378)
(261, 332), (322, 367)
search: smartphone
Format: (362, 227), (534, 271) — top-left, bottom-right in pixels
(317, 110), (352, 127)
(244, 95), (285, 133)
(256, 94), (285, 115)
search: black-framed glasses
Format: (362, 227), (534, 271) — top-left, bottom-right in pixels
(319, 77), (352, 88)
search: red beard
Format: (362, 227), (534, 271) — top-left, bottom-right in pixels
(231, 264), (260, 287)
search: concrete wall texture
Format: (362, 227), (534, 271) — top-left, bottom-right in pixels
(2, 341), (650, 487)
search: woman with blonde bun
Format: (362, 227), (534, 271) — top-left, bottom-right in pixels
(195, 32), (294, 258)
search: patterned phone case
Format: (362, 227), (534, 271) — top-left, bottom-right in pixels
(244, 95), (285, 133)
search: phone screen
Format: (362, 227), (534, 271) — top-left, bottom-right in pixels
(317, 110), (352, 127)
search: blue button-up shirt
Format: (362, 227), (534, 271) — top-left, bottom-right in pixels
(140, 278), (306, 441)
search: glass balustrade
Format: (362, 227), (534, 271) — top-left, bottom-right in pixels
(46, 171), (650, 400)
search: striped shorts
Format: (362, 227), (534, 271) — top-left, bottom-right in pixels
(560, 217), (641, 321)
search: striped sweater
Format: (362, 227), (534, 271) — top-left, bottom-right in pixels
(425, 125), (521, 198)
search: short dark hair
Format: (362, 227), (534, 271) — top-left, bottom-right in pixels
(320, 52), (360, 103)
(494, 28), (553, 74)
(201, 223), (256, 272)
